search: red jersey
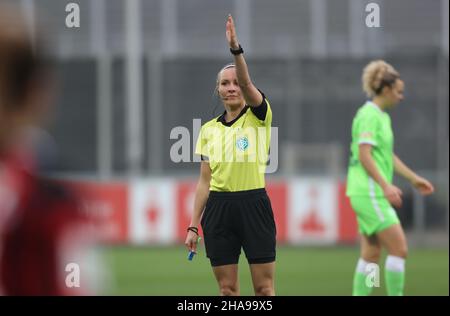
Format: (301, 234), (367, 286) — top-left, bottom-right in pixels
(0, 150), (94, 295)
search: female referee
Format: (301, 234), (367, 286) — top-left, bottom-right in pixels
(346, 60), (435, 296)
(184, 14), (276, 296)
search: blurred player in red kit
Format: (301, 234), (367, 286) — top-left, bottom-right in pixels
(0, 5), (99, 295)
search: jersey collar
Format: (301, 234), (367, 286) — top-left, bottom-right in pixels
(367, 101), (384, 113)
(217, 106), (249, 127)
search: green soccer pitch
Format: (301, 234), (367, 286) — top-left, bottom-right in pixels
(100, 246), (448, 296)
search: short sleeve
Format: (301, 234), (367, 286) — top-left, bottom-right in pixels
(356, 113), (379, 147)
(250, 90), (272, 126)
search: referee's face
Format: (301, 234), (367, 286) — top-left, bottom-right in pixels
(218, 68), (244, 109)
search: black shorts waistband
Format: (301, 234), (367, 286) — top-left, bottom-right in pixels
(209, 188), (266, 200)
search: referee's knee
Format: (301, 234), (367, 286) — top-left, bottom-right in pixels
(254, 285), (274, 296)
(219, 283), (239, 296)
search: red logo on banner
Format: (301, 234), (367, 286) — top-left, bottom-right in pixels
(141, 188), (165, 242)
(146, 205), (160, 225)
(299, 187), (325, 234)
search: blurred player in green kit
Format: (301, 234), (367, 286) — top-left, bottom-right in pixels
(346, 60), (435, 296)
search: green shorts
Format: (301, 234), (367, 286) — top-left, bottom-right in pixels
(349, 196), (400, 236)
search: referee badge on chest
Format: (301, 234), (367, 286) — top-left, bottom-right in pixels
(234, 126), (257, 163)
(236, 135), (249, 151)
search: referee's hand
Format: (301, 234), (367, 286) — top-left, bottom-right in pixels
(185, 231), (199, 252)
(226, 14), (239, 50)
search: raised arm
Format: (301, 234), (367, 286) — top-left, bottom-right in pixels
(226, 14), (263, 107)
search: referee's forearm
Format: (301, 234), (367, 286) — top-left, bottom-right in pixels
(190, 182), (209, 227)
(233, 54), (252, 88)
(233, 53), (262, 106)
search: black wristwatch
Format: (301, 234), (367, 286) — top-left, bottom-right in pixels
(230, 44), (244, 55)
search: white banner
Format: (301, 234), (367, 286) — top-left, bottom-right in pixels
(129, 179), (176, 244)
(288, 179), (338, 244)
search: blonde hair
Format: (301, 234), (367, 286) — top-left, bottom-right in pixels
(362, 60), (400, 98)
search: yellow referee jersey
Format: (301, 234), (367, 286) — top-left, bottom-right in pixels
(195, 94), (272, 192)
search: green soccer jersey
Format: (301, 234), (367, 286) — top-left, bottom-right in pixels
(195, 96), (272, 192)
(346, 101), (394, 197)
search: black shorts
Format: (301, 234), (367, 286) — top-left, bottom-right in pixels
(200, 188), (276, 267)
